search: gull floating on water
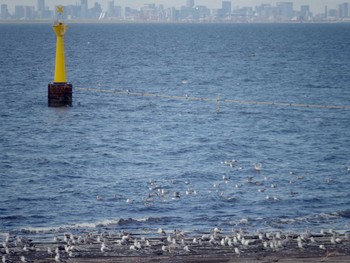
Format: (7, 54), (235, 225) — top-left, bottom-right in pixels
(253, 163), (262, 171)
(223, 159), (237, 167)
(96, 195), (104, 201)
(173, 192), (180, 199)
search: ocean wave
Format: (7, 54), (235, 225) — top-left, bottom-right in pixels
(0, 215), (26, 220)
(19, 217), (165, 234)
(338, 209), (350, 219)
(268, 212), (342, 228)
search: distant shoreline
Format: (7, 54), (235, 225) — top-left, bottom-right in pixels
(1, 19), (350, 24)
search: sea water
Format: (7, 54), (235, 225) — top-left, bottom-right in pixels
(1, 23), (350, 239)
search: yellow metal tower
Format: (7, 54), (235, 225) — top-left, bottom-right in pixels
(48, 6), (72, 107)
(53, 6), (68, 83)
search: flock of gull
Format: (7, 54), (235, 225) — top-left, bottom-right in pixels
(1, 160), (349, 262)
(95, 159), (315, 208)
(1, 226), (349, 262)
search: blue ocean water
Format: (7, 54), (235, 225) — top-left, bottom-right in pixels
(1, 23), (350, 238)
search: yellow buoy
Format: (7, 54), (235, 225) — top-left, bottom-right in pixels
(53, 6), (67, 83)
(48, 6), (73, 107)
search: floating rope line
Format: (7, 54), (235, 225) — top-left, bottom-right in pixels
(75, 87), (350, 110)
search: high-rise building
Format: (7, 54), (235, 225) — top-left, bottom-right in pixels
(108, 0), (115, 17)
(37, 0), (45, 12)
(15, 5), (25, 19)
(37, 0), (45, 18)
(300, 5), (310, 20)
(276, 2), (294, 20)
(186, 0), (194, 8)
(1, 4), (9, 19)
(222, 1), (232, 16)
(339, 3), (349, 18)
(90, 2), (102, 19)
(81, 0), (88, 19)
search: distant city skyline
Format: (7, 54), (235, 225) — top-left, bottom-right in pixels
(0, 0), (348, 14)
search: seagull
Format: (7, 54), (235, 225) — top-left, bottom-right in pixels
(319, 244), (326, 250)
(335, 237), (342, 244)
(129, 245), (138, 250)
(53, 236), (61, 242)
(297, 241), (304, 249)
(253, 163), (262, 171)
(158, 228), (166, 235)
(2, 241), (8, 249)
(220, 238), (226, 246)
(246, 176), (254, 183)
(258, 232), (264, 240)
(185, 180), (191, 185)
(186, 189), (196, 195)
(234, 247), (240, 254)
(223, 159), (237, 167)
(134, 240), (142, 250)
(172, 192), (180, 199)
(233, 236), (238, 244)
(20, 256), (31, 263)
(222, 175), (230, 182)
(96, 195), (104, 201)
(47, 247), (53, 256)
(183, 245), (190, 252)
(213, 227), (221, 234)
(101, 242), (111, 253)
(4, 234), (10, 243)
(55, 253), (63, 262)
(330, 236), (336, 244)
(161, 245), (168, 252)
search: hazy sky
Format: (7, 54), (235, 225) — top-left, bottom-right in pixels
(0, 0), (347, 14)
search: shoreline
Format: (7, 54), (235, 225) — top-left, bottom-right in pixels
(1, 230), (349, 263)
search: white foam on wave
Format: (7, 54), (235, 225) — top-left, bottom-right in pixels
(19, 217), (162, 234)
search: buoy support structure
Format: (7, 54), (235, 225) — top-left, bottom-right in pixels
(48, 5), (72, 107)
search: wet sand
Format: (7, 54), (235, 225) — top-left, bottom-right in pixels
(1, 231), (349, 262)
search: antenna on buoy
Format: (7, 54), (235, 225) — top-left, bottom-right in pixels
(48, 5), (72, 107)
